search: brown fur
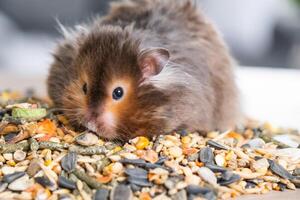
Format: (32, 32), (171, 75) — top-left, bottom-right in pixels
(47, 0), (240, 141)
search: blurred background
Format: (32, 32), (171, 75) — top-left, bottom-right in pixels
(0, 0), (300, 74)
(0, 0), (299, 129)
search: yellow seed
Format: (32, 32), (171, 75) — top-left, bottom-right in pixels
(113, 146), (122, 153)
(44, 189), (52, 197)
(44, 159), (52, 166)
(56, 128), (65, 138)
(63, 134), (74, 143)
(103, 163), (114, 175)
(98, 139), (105, 146)
(136, 137), (149, 150)
(225, 150), (234, 161)
(7, 160), (16, 167)
(0, 155), (5, 162)
(57, 115), (69, 125)
(181, 136), (191, 144)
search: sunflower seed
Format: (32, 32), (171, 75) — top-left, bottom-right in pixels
(278, 183), (287, 191)
(3, 172), (25, 183)
(94, 188), (110, 200)
(4, 133), (18, 142)
(124, 168), (148, 179)
(61, 152), (77, 173)
(127, 177), (153, 187)
(35, 176), (55, 188)
(120, 159), (146, 165)
(293, 168), (300, 176)
(247, 138), (265, 149)
(245, 181), (256, 189)
(130, 184), (141, 192)
(75, 132), (99, 146)
(205, 163), (228, 172)
(217, 171), (241, 186)
(8, 175), (33, 191)
(110, 184), (132, 200)
(186, 185), (213, 196)
(197, 167), (217, 186)
(268, 159), (294, 180)
(172, 189), (187, 200)
(207, 140), (228, 150)
(0, 182), (8, 192)
(58, 176), (76, 190)
(26, 158), (41, 177)
(155, 156), (167, 165)
(199, 147), (214, 164)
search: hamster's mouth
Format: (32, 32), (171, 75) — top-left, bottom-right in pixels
(85, 121), (118, 140)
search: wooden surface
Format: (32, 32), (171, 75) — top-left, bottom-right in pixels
(0, 67), (299, 199)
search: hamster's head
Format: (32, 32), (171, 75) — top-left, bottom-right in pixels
(48, 26), (171, 141)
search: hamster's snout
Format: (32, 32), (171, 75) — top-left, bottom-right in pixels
(85, 107), (117, 138)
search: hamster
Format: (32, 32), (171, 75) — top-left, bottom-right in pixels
(47, 0), (240, 141)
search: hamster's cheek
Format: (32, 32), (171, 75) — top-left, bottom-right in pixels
(61, 78), (88, 124)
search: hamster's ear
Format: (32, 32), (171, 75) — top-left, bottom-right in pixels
(138, 47), (170, 79)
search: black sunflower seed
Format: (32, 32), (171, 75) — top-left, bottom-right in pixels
(186, 185), (212, 195)
(268, 159), (295, 180)
(58, 176), (76, 190)
(110, 184), (132, 200)
(94, 188), (110, 200)
(186, 185), (216, 200)
(4, 133), (18, 142)
(218, 171), (241, 186)
(124, 168), (148, 179)
(61, 152), (77, 173)
(35, 176), (54, 188)
(205, 163), (228, 172)
(2, 172), (25, 183)
(0, 181), (8, 193)
(199, 147), (214, 164)
(206, 140), (228, 150)
(127, 177), (153, 187)
(119, 159), (146, 165)
(155, 156), (167, 165)
(245, 181), (256, 189)
(278, 183), (287, 191)
(130, 183), (141, 192)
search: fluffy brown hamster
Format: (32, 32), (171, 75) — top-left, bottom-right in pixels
(47, 0), (240, 141)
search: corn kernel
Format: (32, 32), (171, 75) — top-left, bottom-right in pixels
(44, 189), (52, 197)
(7, 160), (16, 167)
(44, 159), (52, 166)
(113, 146), (122, 153)
(136, 137), (149, 150)
(181, 136), (191, 144)
(225, 150), (234, 161)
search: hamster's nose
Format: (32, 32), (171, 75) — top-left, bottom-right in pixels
(85, 109), (99, 122)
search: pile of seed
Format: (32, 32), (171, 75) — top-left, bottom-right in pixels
(0, 90), (300, 200)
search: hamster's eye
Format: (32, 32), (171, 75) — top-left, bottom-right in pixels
(112, 87), (124, 100)
(82, 83), (88, 95)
